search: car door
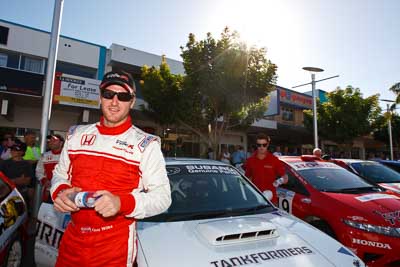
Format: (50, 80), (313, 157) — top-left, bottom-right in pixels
(277, 167), (311, 219)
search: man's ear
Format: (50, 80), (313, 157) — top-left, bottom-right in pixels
(130, 98), (136, 109)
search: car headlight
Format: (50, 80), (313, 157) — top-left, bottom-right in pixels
(343, 219), (400, 237)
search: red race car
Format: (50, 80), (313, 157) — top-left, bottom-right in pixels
(276, 156), (400, 267)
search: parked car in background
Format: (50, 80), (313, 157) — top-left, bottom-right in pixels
(375, 159), (400, 174)
(332, 159), (400, 194)
(35, 158), (364, 267)
(0, 172), (28, 267)
(277, 156), (400, 267)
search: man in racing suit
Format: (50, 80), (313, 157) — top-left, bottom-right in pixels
(35, 134), (64, 202)
(50, 70), (172, 267)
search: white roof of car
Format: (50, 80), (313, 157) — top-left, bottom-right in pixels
(337, 158), (377, 164)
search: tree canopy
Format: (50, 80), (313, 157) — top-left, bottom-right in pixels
(140, 55), (184, 127)
(141, 27), (278, 157)
(390, 81), (400, 106)
(304, 86), (381, 146)
(179, 27), (277, 150)
(372, 112), (400, 148)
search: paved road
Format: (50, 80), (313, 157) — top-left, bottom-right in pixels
(22, 234), (36, 267)
(20, 217), (37, 267)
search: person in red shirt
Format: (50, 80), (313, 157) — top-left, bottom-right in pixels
(244, 133), (288, 204)
(35, 134), (64, 202)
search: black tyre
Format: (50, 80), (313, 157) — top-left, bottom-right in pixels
(4, 235), (23, 267)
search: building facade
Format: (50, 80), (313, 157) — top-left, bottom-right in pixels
(0, 19), (316, 158)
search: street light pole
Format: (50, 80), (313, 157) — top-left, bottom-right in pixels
(387, 103), (394, 160)
(380, 99), (395, 160)
(302, 67), (324, 149)
(311, 73), (318, 148)
(293, 69), (339, 150)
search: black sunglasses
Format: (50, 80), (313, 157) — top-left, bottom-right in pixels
(101, 88), (135, 102)
(256, 143), (268, 147)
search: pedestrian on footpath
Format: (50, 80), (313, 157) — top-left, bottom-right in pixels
(231, 145), (246, 167)
(313, 148), (322, 158)
(35, 134), (64, 202)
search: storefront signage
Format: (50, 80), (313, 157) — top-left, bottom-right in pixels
(0, 67), (44, 96)
(279, 87), (312, 109)
(53, 72), (101, 109)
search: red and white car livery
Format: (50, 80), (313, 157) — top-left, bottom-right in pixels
(0, 172), (28, 267)
(277, 156), (400, 267)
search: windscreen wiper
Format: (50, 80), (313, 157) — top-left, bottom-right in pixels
(165, 210), (235, 222)
(220, 204), (273, 216)
(333, 187), (380, 193)
(165, 205), (272, 222)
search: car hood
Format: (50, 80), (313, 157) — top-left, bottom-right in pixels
(323, 192), (400, 226)
(137, 212), (363, 267)
(379, 182), (400, 194)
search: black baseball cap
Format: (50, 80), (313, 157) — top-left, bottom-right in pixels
(11, 141), (27, 152)
(100, 70), (136, 93)
(48, 134), (65, 142)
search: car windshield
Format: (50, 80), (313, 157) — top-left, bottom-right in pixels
(298, 167), (380, 193)
(351, 162), (400, 183)
(143, 164), (274, 222)
(381, 162), (400, 174)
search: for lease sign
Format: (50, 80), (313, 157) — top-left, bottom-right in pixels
(53, 72), (100, 109)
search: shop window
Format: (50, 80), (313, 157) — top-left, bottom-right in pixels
(0, 53), (6, 67)
(282, 107), (294, 121)
(21, 55), (44, 73)
(0, 50), (19, 69)
(56, 61), (97, 79)
(0, 26), (9, 45)
(351, 147), (360, 159)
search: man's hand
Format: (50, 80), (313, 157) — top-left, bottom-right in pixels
(53, 187), (81, 213)
(93, 190), (121, 217)
(282, 174), (289, 184)
(41, 178), (51, 188)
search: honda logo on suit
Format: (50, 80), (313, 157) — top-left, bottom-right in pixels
(81, 134), (96, 146)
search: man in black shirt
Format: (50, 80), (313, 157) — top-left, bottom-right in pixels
(0, 140), (33, 204)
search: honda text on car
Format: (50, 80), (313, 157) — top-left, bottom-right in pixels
(277, 156), (400, 266)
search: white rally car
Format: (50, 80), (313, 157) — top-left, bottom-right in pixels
(35, 158), (365, 267)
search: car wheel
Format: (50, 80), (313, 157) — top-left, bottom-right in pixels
(5, 235), (23, 267)
(311, 220), (336, 239)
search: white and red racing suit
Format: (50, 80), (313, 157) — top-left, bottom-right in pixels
(36, 149), (61, 202)
(50, 116), (171, 267)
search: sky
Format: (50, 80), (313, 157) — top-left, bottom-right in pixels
(1, 0), (399, 109)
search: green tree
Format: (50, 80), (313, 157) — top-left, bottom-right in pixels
(180, 27), (277, 156)
(140, 55), (184, 130)
(390, 82), (400, 106)
(372, 112), (400, 149)
(304, 86), (381, 154)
